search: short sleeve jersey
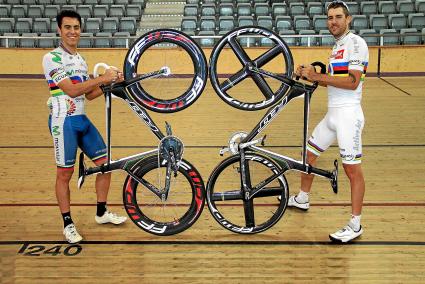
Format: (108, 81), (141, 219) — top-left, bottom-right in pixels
(327, 32), (369, 107)
(42, 44), (89, 117)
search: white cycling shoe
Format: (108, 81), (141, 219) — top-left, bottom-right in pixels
(95, 211), (127, 225)
(287, 195), (310, 211)
(63, 224), (83, 244)
(329, 223), (363, 243)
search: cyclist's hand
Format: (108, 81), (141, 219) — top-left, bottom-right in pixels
(294, 64), (304, 78)
(101, 68), (119, 84)
(300, 65), (317, 82)
(108, 66), (124, 83)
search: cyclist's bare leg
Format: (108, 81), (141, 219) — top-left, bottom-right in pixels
(94, 158), (111, 203)
(342, 163), (365, 216)
(55, 168), (74, 213)
(300, 150), (319, 193)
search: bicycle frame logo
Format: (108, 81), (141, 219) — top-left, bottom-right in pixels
(126, 99), (159, 132)
(257, 95), (292, 133)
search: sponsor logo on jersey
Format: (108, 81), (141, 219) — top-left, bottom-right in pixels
(65, 99), (77, 116)
(50, 51), (62, 63)
(52, 126), (60, 136)
(335, 49), (344, 59)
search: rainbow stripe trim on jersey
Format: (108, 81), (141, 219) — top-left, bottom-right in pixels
(330, 61), (368, 81)
(48, 80), (64, 97)
(307, 140), (324, 156)
(361, 61), (368, 81)
(48, 76), (83, 97)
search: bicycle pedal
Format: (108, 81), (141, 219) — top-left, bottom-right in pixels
(219, 147), (229, 156)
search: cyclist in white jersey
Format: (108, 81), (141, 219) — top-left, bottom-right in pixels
(288, 1), (369, 243)
(42, 10), (127, 244)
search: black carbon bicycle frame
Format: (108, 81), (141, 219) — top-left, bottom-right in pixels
(235, 66), (338, 201)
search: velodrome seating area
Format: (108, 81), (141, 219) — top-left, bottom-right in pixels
(182, 0), (425, 46)
(0, 0), (425, 48)
(0, 0), (145, 47)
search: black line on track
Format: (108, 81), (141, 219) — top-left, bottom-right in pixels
(1, 240), (425, 246)
(378, 77), (414, 96)
(1, 203), (424, 207)
(1, 144), (425, 149)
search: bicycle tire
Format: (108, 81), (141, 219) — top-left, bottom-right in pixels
(123, 29), (208, 113)
(123, 156), (205, 236)
(209, 26), (294, 111)
(206, 152), (289, 234)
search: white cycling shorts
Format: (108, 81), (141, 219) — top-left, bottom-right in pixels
(307, 105), (365, 164)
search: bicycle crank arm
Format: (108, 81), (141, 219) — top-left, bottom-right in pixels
(77, 152), (86, 189)
(330, 159), (338, 194)
(306, 162), (338, 194)
(239, 136), (266, 149)
(219, 146), (229, 156)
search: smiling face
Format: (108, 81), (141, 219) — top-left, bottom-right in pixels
(327, 7), (351, 38)
(58, 17), (81, 52)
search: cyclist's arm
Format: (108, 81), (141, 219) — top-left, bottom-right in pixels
(85, 86), (103, 101)
(57, 76), (108, 98)
(304, 69), (362, 90)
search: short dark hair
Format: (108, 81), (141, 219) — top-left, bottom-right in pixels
(56, 10), (82, 28)
(327, 0), (350, 16)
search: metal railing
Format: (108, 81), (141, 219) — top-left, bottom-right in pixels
(0, 32), (424, 48)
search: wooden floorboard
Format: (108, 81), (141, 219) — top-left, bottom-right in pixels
(0, 77), (424, 283)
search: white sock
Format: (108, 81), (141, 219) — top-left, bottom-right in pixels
(349, 214), (361, 231)
(296, 190), (309, 203)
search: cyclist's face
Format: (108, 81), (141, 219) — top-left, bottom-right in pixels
(327, 7), (351, 38)
(58, 17), (81, 48)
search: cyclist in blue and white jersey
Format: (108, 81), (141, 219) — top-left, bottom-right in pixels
(42, 10), (126, 244)
(289, 1), (369, 243)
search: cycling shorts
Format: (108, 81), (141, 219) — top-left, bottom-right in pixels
(48, 114), (107, 168)
(307, 105), (365, 164)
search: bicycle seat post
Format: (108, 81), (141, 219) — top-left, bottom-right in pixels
(104, 89), (112, 166)
(301, 88), (311, 167)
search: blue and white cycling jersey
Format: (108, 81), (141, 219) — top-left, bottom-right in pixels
(43, 43), (106, 168)
(42, 43), (89, 117)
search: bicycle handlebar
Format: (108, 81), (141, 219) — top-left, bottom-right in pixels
(295, 61), (327, 84)
(101, 67), (170, 93)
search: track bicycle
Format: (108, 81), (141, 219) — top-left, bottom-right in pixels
(77, 29), (208, 236)
(206, 26), (338, 234)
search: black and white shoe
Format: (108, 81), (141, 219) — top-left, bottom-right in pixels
(285, 195), (310, 211)
(329, 224), (363, 243)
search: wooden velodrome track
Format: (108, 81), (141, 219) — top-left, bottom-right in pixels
(0, 68), (424, 282)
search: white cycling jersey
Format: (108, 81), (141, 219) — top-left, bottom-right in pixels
(327, 31), (369, 107)
(42, 43), (89, 117)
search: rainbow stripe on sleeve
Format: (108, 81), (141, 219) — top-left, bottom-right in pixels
(47, 76), (83, 97)
(330, 61), (368, 81)
(48, 80), (64, 97)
